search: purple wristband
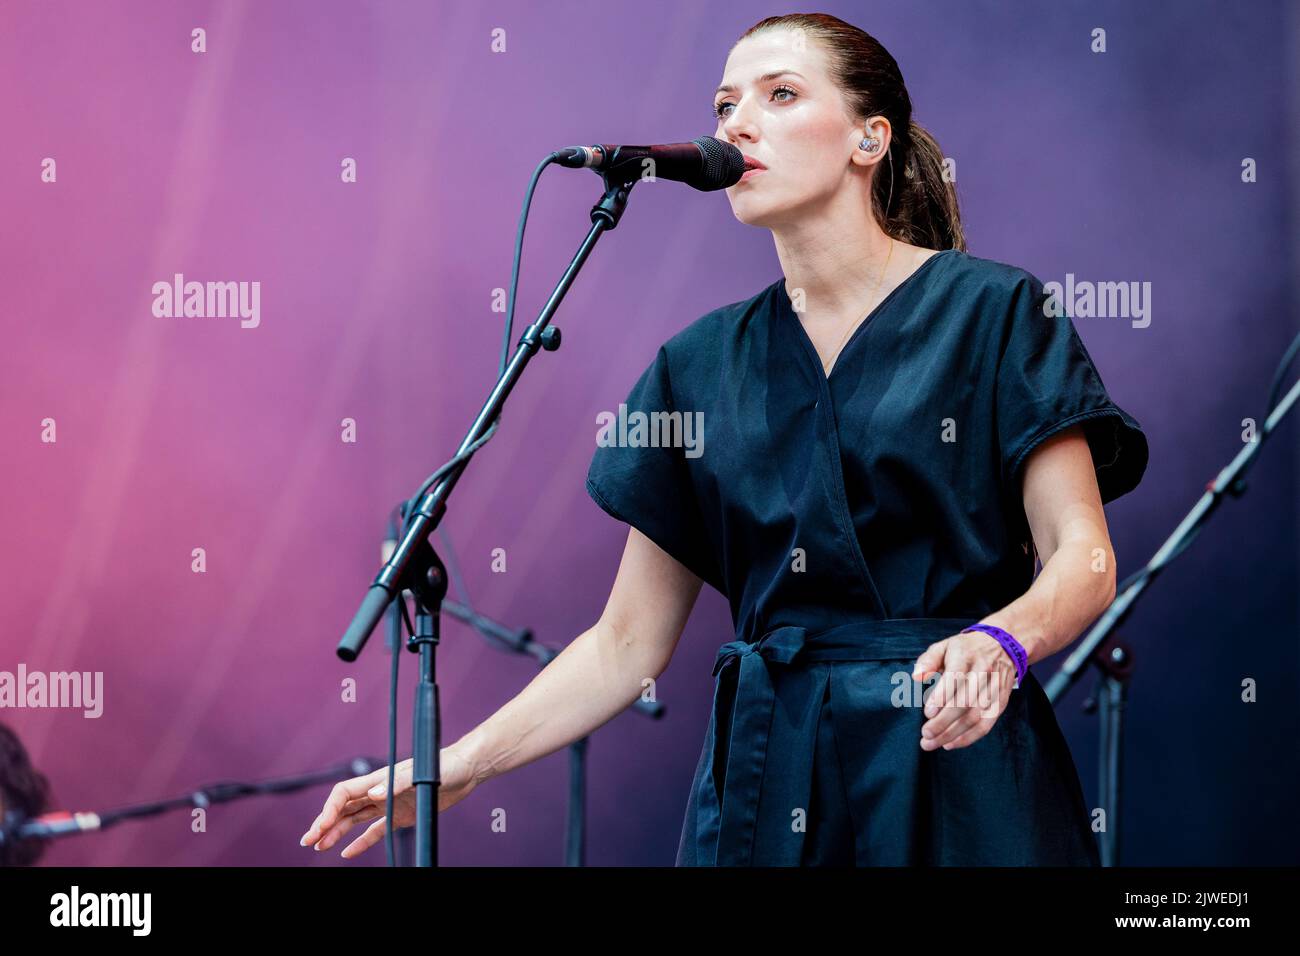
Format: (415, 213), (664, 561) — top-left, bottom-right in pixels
(960, 623), (1028, 690)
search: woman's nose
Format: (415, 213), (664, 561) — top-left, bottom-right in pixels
(720, 99), (759, 143)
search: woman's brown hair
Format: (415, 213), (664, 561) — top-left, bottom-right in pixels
(736, 13), (966, 252)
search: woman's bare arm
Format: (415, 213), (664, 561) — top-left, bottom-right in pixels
(911, 424), (1119, 752)
(452, 526), (704, 785)
(980, 424), (1119, 665)
(299, 525), (703, 854)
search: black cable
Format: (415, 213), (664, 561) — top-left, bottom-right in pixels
(384, 153), (560, 865)
(403, 153), (559, 521)
(386, 593), (416, 866)
(384, 568), (403, 867)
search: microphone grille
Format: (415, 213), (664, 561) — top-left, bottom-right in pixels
(691, 136), (746, 191)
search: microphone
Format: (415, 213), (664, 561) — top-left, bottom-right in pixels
(553, 136), (746, 191)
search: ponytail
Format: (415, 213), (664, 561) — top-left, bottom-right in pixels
(875, 120), (965, 252)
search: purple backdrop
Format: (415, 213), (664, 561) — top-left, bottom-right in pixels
(1, 0), (1296, 866)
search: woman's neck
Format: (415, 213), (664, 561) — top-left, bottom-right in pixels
(771, 194), (895, 319)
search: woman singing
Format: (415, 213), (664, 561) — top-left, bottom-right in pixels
(301, 12), (1147, 866)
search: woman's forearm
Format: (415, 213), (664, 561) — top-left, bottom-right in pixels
(980, 537), (1117, 666)
(448, 616), (668, 786)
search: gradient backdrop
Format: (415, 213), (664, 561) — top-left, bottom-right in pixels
(1, 0), (1297, 866)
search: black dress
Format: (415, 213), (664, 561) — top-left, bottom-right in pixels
(585, 249), (1148, 866)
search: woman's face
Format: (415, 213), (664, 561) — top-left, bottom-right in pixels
(713, 29), (871, 228)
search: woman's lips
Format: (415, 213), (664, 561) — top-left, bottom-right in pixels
(739, 157), (766, 182)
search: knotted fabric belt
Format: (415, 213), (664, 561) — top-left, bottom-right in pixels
(703, 617), (973, 865)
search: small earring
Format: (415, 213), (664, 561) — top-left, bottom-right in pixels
(859, 136), (880, 153)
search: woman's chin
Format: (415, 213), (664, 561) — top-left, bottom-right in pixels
(727, 199), (781, 228)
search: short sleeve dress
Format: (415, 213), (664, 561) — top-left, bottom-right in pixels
(585, 248), (1148, 866)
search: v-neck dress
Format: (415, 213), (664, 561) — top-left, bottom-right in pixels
(585, 248), (1148, 866)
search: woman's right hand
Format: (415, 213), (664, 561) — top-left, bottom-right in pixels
(299, 746), (478, 859)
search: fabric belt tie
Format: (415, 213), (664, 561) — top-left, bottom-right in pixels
(705, 617), (973, 866)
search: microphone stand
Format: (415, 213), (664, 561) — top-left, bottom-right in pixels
(439, 598), (665, 865)
(0, 757), (386, 850)
(336, 170), (639, 867)
(1044, 369), (1300, 866)
(382, 512), (416, 867)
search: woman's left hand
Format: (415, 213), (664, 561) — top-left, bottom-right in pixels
(910, 632), (1018, 751)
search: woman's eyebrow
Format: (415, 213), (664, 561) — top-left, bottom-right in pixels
(714, 70), (805, 96)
